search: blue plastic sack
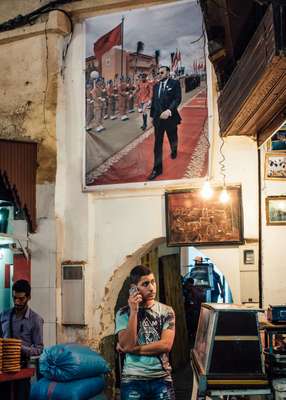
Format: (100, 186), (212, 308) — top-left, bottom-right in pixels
(30, 376), (105, 400)
(40, 343), (110, 382)
(88, 394), (108, 400)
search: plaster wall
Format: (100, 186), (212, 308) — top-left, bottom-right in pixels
(30, 183), (57, 347)
(0, 10), (70, 183)
(260, 145), (286, 306)
(208, 64), (259, 240)
(0, 1), (44, 23)
(56, 17), (259, 346)
(0, 0), (175, 25)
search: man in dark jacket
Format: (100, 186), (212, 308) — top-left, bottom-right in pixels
(148, 66), (182, 180)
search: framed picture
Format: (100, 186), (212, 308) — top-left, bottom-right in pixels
(266, 124), (286, 151)
(265, 152), (286, 180)
(243, 249), (255, 264)
(83, 0), (209, 190)
(266, 196), (286, 225)
(270, 126), (286, 151)
(165, 186), (244, 247)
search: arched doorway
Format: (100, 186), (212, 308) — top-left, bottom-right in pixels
(114, 241), (189, 370)
(98, 238), (190, 397)
(184, 247), (233, 304)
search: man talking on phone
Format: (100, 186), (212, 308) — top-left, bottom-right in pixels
(115, 265), (176, 399)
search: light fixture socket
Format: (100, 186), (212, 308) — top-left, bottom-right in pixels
(201, 180), (213, 199)
(220, 187), (230, 203)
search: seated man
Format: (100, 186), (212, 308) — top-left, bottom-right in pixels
(115, 265), (176, 400)
(0, 279), (44, 400)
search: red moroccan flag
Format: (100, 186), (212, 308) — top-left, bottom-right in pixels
(94, 23), (122, 59)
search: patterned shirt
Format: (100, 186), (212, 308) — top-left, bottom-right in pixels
(115, 301), (175, 380)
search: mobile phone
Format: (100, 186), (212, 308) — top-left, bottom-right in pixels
(129, 285), (139, 296)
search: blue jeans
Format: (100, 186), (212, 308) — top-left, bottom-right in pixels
(121, 378), (175, 399)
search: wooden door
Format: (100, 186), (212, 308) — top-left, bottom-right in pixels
(141, 247), (159, 299)
(159, 254), (189, 370)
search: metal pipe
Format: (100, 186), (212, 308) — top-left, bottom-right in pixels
(258, 148), (263, 308)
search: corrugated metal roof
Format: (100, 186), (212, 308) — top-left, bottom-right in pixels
(0, 139), (37, 232)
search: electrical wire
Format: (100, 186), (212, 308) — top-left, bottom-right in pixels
(219, 135), (227, 186)
(190, 31), (204, 44)
(0, 0), (76, 32)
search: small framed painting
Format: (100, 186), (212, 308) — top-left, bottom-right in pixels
(266, 196), (286, 225)
(265, 152), (286, 180)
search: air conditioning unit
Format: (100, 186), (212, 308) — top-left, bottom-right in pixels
(62, 264), (85, 325)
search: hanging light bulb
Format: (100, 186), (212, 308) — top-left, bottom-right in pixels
(201, 180), (213, 199)
(220, 187), (230, 203)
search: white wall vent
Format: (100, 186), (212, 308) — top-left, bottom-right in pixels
(62, 264), (85, 325)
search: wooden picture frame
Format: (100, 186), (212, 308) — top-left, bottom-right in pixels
(165, 186), (244, 247)
(265, 152), (286, 180)
(266, 196), (286, 225)
(271, 127), (286, 151)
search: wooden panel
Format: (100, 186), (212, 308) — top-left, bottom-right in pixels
(159, 254), (189, 370)
(217, 4), (286, 143)
(0, 139), (37, 232)
(218, 5), (276, 136)
(141, 247), (159, 299)
(222, 57), (286, 139)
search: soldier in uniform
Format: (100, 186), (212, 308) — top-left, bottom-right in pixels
(90, 76), (106, 133)
(106, 80), (117, 120)
(101, 80), (109, 121)
(118, 76), (129, 121)
(136, 73), (152, 130)
(112, 77), (120, 119)
(126, 77), (136, 113)
(86, 78), (94, 128)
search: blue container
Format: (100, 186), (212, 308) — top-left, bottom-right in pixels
(30, 376), (105, 400)
(40, 343), (110, 382)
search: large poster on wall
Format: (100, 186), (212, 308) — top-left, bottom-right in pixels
(84, 0), (209, 189)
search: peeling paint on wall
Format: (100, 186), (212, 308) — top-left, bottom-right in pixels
(0, 101), (32, 138)
(0, 11), (70, 183)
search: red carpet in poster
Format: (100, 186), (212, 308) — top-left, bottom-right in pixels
(88, 90), (208, 186)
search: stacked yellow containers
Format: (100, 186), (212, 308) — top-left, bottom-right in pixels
(2, 338), (21, 372)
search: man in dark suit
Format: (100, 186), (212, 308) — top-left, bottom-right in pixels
(148, 66), (182, 180)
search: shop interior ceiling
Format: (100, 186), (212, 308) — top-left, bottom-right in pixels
(200, 0), (286, 144)
(200, 0), (268, 90)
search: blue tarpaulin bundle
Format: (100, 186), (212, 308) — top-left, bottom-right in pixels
(30, 376), (105, 400)
(40, 344), (110, 382)
(89, 394), (108, 400)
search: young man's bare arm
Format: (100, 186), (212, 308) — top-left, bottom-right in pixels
(118, 314), (137, 350)
(118, 292), (142, 351)
(129, 328), (175, 355)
